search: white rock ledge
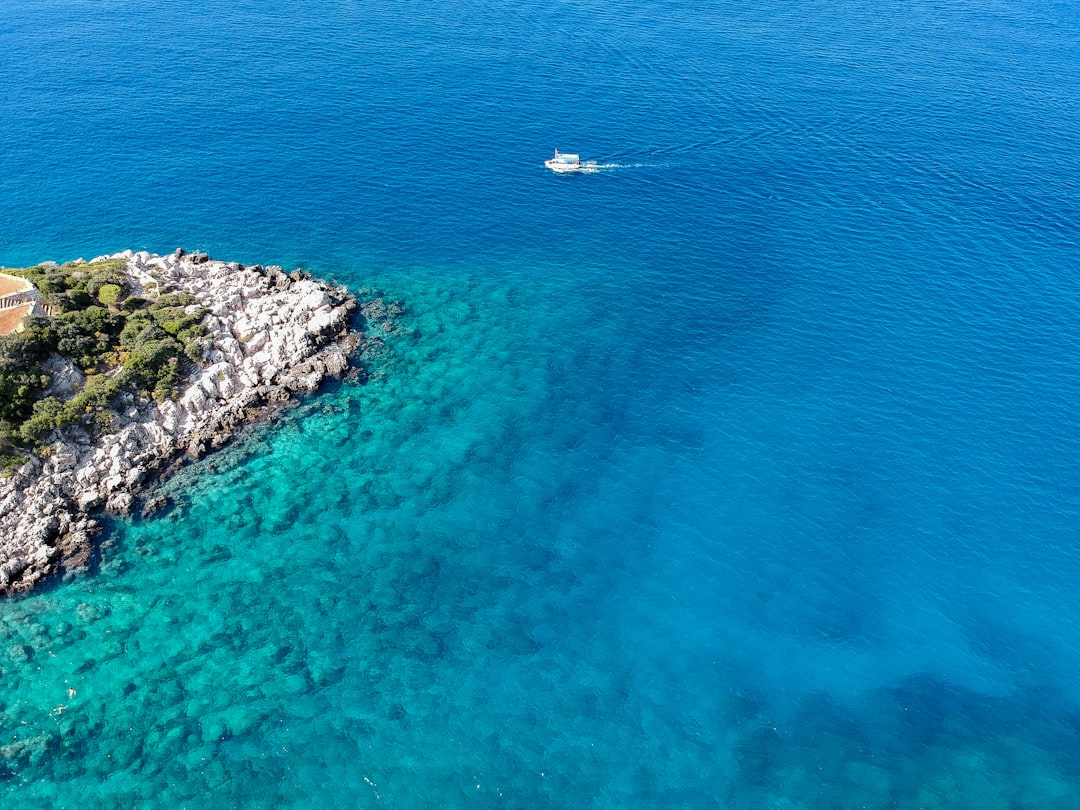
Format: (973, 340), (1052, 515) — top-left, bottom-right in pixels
(0, 250), (365, 596)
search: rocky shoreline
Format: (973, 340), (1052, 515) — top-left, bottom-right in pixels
(0, 250), (375, 596)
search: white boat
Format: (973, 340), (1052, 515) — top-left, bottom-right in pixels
(545, 149), (584, 172)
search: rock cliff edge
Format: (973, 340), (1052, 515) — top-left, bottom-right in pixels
(0, 250), (367, 596)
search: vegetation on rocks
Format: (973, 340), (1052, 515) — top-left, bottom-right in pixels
(0, 259), (207, 469)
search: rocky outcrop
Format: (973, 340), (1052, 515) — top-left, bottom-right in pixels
(0, 250), (369, 596)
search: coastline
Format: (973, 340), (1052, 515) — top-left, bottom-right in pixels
(0, 249), (380, 596)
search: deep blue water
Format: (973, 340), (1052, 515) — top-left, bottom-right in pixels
(2, 0), (1080, 806)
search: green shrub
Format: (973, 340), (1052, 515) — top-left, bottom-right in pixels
(184, 338), (204, 363)
(0, 326), (54, 367)
(119, 318), (167, 351)
(0, 452), (26, 476)
(150, 292), (196, 310)
(97, 283), (123, 305)
(0, 420), (22, 453)
(75, 259), (126, 277)
(36, 273), (67, 295)
(122, 296), (150, 312)
(0, 328), (58, 425)
(54, 322), (107, 369)
(177, 323), (204, 343)
(86, 275), (125, 298)
(17, 318), (58, 356)
(19, 397), (66, 442)
(122, 338), (182, 394)
(156, 314), (202, 337)
(0, 369), (44, 423)
(152, 379), (176, 403)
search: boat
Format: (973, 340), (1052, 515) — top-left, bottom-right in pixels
(545, 149), (584, 172)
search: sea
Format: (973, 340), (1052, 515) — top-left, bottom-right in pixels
(2, 0), (1080, 806)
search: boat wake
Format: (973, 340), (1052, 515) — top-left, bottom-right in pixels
(585, 162), (667, 171)
(545, 149), (668, 174)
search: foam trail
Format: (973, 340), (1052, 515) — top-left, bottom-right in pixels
(585, 161), (670, 171)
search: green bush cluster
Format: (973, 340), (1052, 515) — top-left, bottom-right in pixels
(17, 374), (127, 443)
(7, 258), (128, 314)
(0, 262), (208, 463)
(0, 325), (52, 464)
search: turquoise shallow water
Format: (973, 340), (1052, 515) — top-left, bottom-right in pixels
(3, 0), (1080, 806)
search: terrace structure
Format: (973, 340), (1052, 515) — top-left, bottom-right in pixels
(0, 271), (47, 336)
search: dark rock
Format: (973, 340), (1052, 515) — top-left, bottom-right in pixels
(0, 559), (28, 588)
(361, 298), (387, 320)
(209, 429), (233, 449)
(281, 357), (326, 393)
(33, 516), (61, 545)
(264, 386), (293, 403)
(75, 604), (99, 624)
(125, 465), (148, 488)
(323, 350), (349, 377)
(140, 493), (171, 518)
(59, 527), (96, 579)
